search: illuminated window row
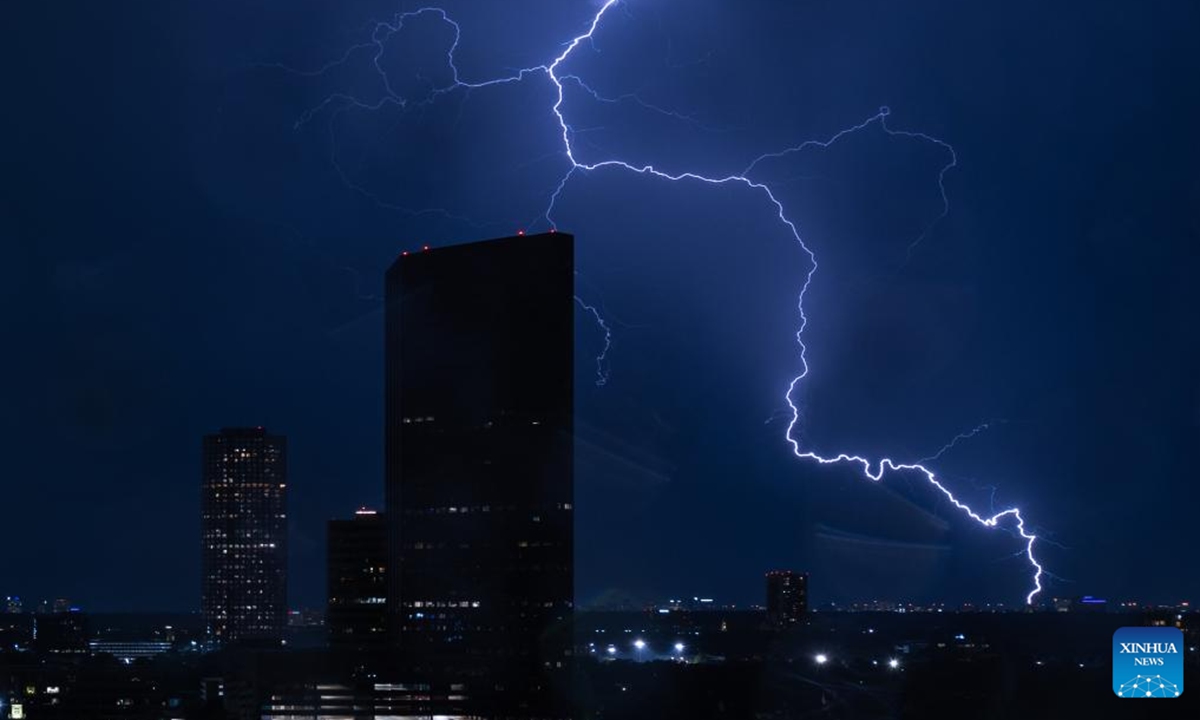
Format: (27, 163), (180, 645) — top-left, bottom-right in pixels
(408, 600), (482, 609)
(403, 502), (570, 516)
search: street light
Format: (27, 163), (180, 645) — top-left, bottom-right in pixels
(674, 642), (685, 653)
(888, 658), (900, 669)
(814, 653), (828, 665)
(634, 639), (646, 651)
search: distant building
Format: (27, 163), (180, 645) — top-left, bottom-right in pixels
(327, 508), (388, 652)
(765, 571), (808, 627)
(34, 598), (75, 614)
(87, 640), (173, 661)
(1050, 595), (1108, 613)
(4, 596), (21, 614)
(201, 427), (288, 644)
(1144, 608), (1187, 630)
(385, 232), (575, 714)
(0, 613), (33, 649)
(663, 597), (721, 611)
(34, 611), (88, 653)
(286, 608), (326, 627)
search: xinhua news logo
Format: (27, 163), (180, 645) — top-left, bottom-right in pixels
(1113, 626), (1183, 698)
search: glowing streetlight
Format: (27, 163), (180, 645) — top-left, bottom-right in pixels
(814, 653), (828, 665)
(633, 639), (646, 651)
(674, 642), (685, 653)
(888, 658), (900, 669)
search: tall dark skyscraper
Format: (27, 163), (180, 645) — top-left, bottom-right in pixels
(385, 232), (574, 711)
(327, 508), (388, 652)
(766, 570), (809, 627)
(201, 427), (288, 644)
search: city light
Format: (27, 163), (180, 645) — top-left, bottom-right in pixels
(814, 654), (828, 665)
(634, 639), (646, 650)
(674, 642), (685, 653)
(888, 658), (900, 669)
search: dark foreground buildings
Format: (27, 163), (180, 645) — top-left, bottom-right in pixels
(1, 609), (1197, 719)
(385, 232), (576, 716)
(201, 427), (288, 644)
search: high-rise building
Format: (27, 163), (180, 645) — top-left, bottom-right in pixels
(327, 508), (388, 652)
(201, 427), (288, 644)
(765, 570), (808, 627)
(385, 232), (575, 712)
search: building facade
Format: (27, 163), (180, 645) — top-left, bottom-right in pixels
(201, 427), (288, 644)
(385, 232), (575, 714)
(765, 570), (808, 627)
(327, 509), (388, 652)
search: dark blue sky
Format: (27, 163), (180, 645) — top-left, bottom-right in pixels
(3, 0), (1197, 611)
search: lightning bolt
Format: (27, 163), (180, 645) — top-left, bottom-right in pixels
(917, 420), (1007, 465)
(277, 0), (1045, 604)
(574, 294), (612, 387)
(558, 74), (725, 132)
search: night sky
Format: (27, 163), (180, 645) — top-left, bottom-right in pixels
(3, 0), (1198, 612)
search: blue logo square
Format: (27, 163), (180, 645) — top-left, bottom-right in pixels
(1113, 626), (1184, 698)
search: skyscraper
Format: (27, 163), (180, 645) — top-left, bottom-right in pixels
(385, 232), (574, 713)
(327, 508), (388, 652)
(766, 570), (808, 627)
(201, 427), (288, 644)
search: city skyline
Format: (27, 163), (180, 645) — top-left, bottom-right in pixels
(3, 0), (1198, 614)
(5, 2), (1198, 716)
